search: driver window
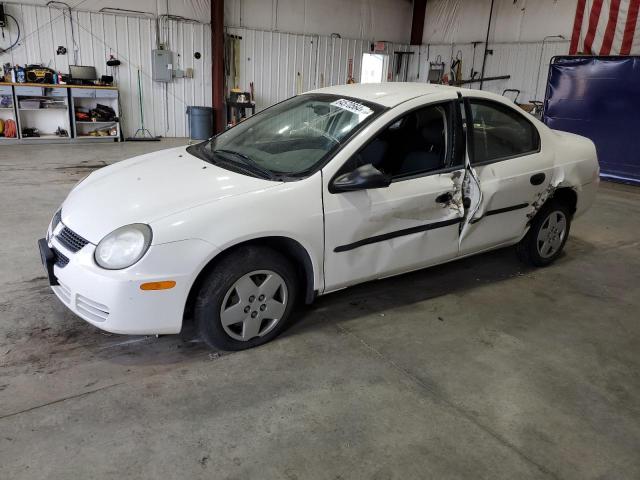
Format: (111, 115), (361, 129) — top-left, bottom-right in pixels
(355, 103), (450, 179)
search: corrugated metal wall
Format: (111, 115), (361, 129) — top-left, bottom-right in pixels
(224, 26), (567, 112)
(407, 40), (570, 102)
(1, 1), (571, 137)
(225, 26), (410, 111)
(0, 2), (212, 138)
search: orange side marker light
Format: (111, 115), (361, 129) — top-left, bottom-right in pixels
(140, 281), (176, 291)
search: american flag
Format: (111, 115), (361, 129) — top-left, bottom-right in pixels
(570, 0), (640, 55)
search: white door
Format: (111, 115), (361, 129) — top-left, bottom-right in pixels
(459, 97), (555, 254)
(361, 53), (387, 84)
(322, 99), (466, 292)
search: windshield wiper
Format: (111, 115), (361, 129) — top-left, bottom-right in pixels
(214, 149), (277, 180)
(186, 143), (214, 165)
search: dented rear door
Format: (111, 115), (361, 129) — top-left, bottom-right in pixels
(458, 96), (555, 255)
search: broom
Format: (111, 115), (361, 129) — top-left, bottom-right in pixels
(126, 68), (160, 141)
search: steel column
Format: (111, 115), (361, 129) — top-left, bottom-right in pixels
(212, 0), (225, 133)
(410, 0), (427, 46)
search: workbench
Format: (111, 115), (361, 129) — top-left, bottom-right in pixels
(226, 100), (256, 126)
(0, 83), (120, 143)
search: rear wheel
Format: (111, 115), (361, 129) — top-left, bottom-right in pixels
(517, 200), (572, 267)
(195, 246), (298, 351)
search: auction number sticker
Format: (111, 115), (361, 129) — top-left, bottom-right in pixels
(330, 99), (373, 117)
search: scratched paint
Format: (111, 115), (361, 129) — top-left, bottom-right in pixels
(458, 166), (482, 243)
(527, 182), (557, 220)
(447, 170), (465, 216)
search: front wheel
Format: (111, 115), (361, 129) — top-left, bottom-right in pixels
(517, 200), (572, 267)
(195, 246), (298, 351)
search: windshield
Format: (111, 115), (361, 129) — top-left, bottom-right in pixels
(189, 94), (383, 179)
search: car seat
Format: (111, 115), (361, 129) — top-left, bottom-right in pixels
(397, 110), (445, 176)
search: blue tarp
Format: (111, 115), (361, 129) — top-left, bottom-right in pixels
(543, 56), (640, 185)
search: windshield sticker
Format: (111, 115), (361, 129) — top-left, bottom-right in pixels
(330, 99), (373, 117)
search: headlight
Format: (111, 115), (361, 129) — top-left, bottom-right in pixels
(51, 209), (62, 231)
(94, 224), (152, 270)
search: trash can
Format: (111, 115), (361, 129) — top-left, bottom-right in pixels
(186, 106), (214, 141)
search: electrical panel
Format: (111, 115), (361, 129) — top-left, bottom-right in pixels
(152, 49), (172, 82)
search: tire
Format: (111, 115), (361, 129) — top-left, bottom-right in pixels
(195, 246), (298, 351)
(517, 200), (572, 267)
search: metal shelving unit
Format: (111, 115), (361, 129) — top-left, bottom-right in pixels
(0, 83), (120, 143)
(70, 87), (120, 142)
(14, 86), (72, 141)
(0, 84), (19, 142)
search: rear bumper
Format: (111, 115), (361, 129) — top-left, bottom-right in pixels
(45, 234), (217, 335)
(575, 178), (599, 219)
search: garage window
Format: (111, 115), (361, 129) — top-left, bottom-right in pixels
(469, 99), (540, 165)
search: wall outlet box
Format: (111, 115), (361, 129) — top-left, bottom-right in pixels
(152, 49), (172, 82)
(173, 69), (184, 78)
(185, 68), (194, 78)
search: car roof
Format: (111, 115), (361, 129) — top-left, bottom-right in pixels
(304, 82), (503, 108)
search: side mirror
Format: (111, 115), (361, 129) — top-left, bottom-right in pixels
(331, 164), (392, 193)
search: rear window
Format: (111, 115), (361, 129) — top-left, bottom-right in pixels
(469, 99), (540, 164)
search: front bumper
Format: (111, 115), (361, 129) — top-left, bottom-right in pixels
(41, 228), (217, 335)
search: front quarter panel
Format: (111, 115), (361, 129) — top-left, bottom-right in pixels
(150, 172), (325, 294)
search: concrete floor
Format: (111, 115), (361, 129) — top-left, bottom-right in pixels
(0, 140), (639, 480)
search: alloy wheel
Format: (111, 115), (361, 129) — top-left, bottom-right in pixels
(536, 210), (567, 258)
(219, 270), (288, 341)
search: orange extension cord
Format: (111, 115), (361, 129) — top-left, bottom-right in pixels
(2, 119), (17, 138)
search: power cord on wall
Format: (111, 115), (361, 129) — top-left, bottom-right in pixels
(0, 13), (20, 53)
(46, 1), (79, 65)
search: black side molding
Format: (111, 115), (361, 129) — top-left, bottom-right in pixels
(334, 218), (463, 253)
(470, 203), (529, 224)
(485, 202), (529, 216)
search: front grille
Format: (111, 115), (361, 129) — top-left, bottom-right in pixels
(57, 226), (89, 253)
(52, 248), (69, 268)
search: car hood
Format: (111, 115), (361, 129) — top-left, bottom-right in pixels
(61, 146), (280, 244)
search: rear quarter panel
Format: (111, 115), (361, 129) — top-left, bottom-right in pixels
(548, 129), (599, 218)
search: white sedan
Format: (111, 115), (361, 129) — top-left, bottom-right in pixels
(39, 83), (599, 350)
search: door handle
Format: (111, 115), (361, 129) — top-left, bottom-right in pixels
(530, 173), (546, 185)
(435, 192), (453, 203)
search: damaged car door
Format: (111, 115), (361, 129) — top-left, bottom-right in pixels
(323, 99), (467, 292)
(458, 97), (554, 254)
